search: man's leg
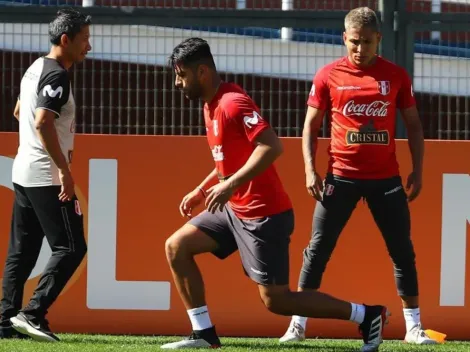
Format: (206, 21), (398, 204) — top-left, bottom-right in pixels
(230, 207), (389, 352)
(10, 186), (87, 342)
(365, 177), (436, 345)
(161, 208), (238, 349)
(281, 174), (361, 342)
(0, 184), (43, 339)
(259, 285), (389, 352)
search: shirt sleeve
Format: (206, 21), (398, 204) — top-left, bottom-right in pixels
(397, 67), (416, 110)
(307, 66), (330, 110)
(36, 70), (70, 117)
(223, 93), (270, 143)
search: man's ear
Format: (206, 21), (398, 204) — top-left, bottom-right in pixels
(60, 33), (70, 47)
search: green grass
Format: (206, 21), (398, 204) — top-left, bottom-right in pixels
(1, 335), (469, 352)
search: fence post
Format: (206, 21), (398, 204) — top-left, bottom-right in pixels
(431, 0), (441, 41)
(281, 0), (294, 40)
(394, 0), (409, 139)
(236, 0), (246, 9)
(378, 0), (397, 62)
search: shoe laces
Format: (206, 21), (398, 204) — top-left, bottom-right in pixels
(419, 330), (429, 338)
(413, 325), (429, 338)
(289, 322), (303, 335)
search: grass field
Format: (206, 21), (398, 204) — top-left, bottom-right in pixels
(1, 335), (470, 352)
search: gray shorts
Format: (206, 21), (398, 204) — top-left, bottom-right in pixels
(188, 206), (294, 286)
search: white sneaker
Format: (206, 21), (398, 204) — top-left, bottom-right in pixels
(161, 327), (221, 349)
(404, 324), (438, 345)
(10, 313), (59, 342)
(161, 338), (213, 349)
(279, 322), (306, 343)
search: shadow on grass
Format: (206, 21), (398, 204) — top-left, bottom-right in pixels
(60, 334), (165, 345)
(60, 334), (361, 351)
(225, 340), (359, 351)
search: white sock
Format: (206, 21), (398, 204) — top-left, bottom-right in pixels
(187, 306), (213, 331)
(350, 303), (366, 324)
(403, 308), (421, 332)
(292, 315), (308, 330)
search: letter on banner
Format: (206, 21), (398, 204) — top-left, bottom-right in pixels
(87, 159), (170, 310)
(440, 174), (470, 306)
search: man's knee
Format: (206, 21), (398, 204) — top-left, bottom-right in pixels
(165, 224), (219, 266)
(165, 233), (185, 265)
(302, 234), (335, 270)
(164, 228), (197, 265)
(67, 238), (87, 268)
(388, 235), (416, 267)
(258, 286), (291, 315)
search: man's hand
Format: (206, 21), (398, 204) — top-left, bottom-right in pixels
(306, 169), (324, 201)
(302, 106), (325, 201)
(205, 182), (234, 214)
(13, 99), (20, 120)
(179, 188), (205, 218)
(58, 168), (75, 202)
(406, 171), (422, 202)
(401, 105), (424, 203)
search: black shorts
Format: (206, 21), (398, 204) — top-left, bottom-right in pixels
(188, 206), (294, 286)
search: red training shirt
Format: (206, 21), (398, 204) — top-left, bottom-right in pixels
(307, 56), (416, 179)
(204, 82), (292, 219)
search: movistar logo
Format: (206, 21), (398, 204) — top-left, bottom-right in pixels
(43, 85), (63, 99)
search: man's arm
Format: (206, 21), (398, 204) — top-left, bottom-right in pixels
(401, 105), (424, 178)
(302, 106), (326, 174)
(227, 127), (283, 191)
(196, 168), (219, 196)
(34, 109), (69, 171)
(397, 67), (424, 180)
(34, 69), (70, 169)
(13, 99), (20, 120)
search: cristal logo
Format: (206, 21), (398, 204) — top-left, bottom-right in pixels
(343, 100), (390, 117)
(211, 145), (224, 161)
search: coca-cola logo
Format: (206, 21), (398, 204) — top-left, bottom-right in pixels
(342, 100), (390, 117)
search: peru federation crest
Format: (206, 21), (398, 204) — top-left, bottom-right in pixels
(377, 81), (390, 96)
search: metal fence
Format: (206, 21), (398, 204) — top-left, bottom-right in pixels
(0, 0), (379, 9)
(0, 0), (469, 139)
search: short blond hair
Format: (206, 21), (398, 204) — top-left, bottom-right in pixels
(344, 7), (380, 32)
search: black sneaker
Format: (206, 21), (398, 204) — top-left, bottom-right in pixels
(358, 305), (390, 352)
(0, 321), (30, 339)
(10, 312), (59, 342)
(161, 325), (221, 349)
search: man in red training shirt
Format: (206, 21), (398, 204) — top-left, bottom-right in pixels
(280, 7), (437, 348)
(161, 37), (389, 352)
